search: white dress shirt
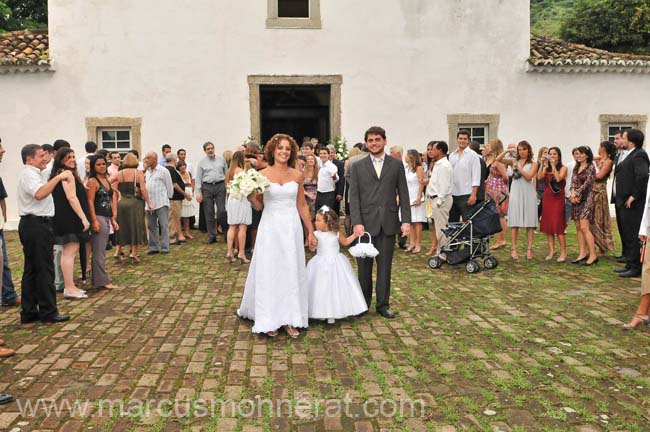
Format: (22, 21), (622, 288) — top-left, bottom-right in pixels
(426, 157), (453, 206)
(449, 148), (481, 196)
(317, 160), (339, 193)
(18, 165), (55, 217)
(145, 165), (173, 210)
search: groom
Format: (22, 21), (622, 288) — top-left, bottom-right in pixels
(349, 126), (411, 318)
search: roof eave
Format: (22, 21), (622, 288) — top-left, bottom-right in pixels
(527, 60), (650, 74)
(0, 62), (53, 75)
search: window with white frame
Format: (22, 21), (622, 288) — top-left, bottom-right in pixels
(607, 124), (634, 142)
(458, 124), (488, 145)
(267, 0), (321, 29)
(99, 128), (132, 158)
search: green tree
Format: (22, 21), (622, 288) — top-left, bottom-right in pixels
(560, 0), (650, 55)
(0, 0), (47, 32)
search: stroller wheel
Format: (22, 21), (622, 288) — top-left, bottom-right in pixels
(428, 256), (443, 269)
(484, 256), (498, 269)
(466, 259), (480, 274)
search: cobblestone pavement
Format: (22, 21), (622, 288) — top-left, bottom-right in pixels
(0, 226), (649, 432)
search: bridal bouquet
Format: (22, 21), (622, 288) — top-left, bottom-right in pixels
(227, 170), (271, 200)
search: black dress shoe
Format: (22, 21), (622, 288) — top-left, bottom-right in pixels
(20, 316), (39, 324)
(147, 250), (160, 255)
(616, 255), (627, 263)
(0, 393), (14, 405)
(40, 314), (70, 323)
(208, 237), (217, 244)
(571, 256), (587, 264)
(614, 266), (631, 273)
(619, 270), (642, 278)
(377, 308), (397, 319)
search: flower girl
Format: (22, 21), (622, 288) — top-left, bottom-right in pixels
(307, 207), (368, 323)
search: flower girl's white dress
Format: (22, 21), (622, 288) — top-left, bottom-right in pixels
(306, 230), (368, 320)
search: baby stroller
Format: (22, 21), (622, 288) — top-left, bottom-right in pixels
(428, 195), (505, 273)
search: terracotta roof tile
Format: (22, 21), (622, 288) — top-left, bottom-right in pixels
(0, 29), (49, 67)
(529, 34), (650, 72)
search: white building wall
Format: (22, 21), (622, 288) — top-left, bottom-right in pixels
(0, 0), (648, 225)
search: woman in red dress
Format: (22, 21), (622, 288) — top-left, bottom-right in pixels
(537, 147), (568, 262)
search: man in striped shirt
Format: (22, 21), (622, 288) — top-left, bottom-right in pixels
(144, 152), (173, 254)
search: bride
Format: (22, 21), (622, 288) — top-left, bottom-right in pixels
(237, 133), (317, 338)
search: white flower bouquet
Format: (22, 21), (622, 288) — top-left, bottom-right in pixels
(227, 170), (271, 200)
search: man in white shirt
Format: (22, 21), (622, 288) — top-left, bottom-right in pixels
(77, 141), (98, 181)
(144, 152), (173, 254)
(426, 141), (453, 256)
(449, 130), (481, 222)
(612, 130), (628, 262)
(17, 144), (72, 324)
(315, 147), (339, 211)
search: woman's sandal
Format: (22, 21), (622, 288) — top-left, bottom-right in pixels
(510, 250), (519, 260)
(130, 254), (141, 263)
(267, 330), (278, 338)
(238, 255), (250, 264)
(527, 249), (534, 260)
(285, 326), (299, 338)
(623, 314), (650, 330)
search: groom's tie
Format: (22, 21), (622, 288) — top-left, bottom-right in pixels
(373, 158), (382, 178)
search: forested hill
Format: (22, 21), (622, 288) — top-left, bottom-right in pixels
(531, 0), (576, 37)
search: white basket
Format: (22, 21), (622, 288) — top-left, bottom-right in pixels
(348, 232), (379, 258)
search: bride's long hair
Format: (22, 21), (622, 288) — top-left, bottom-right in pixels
(226, 150), (250, 183)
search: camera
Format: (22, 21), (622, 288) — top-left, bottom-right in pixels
(512, 168), (522, 179)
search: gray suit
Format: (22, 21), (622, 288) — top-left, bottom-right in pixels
(349, 154), (411, 311)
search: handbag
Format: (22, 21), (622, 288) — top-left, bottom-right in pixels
(549, 177), (562, 194)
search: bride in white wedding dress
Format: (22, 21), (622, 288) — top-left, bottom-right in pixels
(237, 133), (317, 338)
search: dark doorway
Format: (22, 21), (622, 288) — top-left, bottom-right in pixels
(260, 85), (330, 146)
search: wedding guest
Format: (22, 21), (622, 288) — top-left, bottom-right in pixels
(86, 155), (119, 289)
(564, 148), (579, 229)
(77, 141), (97, 181)
(497, 141), (538, 260)
(426, 141), (453, 257)
(177, 148), (194, 177)
(536, 146), (549, 220)
(591, 141), (616, 256)
(483, 139), (509, 250)
(297, 155), (306, 172)
(238, 134), (316, 337)
(158, 144), (172, 166)
(307, 208), (367, 324)
(623, 177), (650, 329)
(46, 140), (71, 292)
(0, 236), (15, 356)
(537, 147), (568, 262)
(570, 146), (598, 266)
(108, 152), (121, 177)
(225, 151), (252, 263)
(165, 153), (189, 245)
(79, 155), (92, 284)
(178, 160), (195, 240)
(449, 130), (481, 222)
(114, 153), (152, 263)
(145, 152), (173, 254)
(196, 142), (228, 244)
(614, 129), (649, 277)
(327, 145), (345, 215)
(611, 130), (628, 263)
(302, 154), (319, 220)
(315, 148), (339, 211)
(222, 150), (233, 168)
(0, 141), (19, 307)
(50, 148), (91, 300)
(18, 145), (72, 323)
(404, 149), (426, 253)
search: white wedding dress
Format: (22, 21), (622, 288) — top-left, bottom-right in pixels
(237, 181), (309, 333)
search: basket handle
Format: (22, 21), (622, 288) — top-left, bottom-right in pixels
(359, 232), (372, 244)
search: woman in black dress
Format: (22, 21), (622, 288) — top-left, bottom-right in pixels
(50, 148), (90, 299)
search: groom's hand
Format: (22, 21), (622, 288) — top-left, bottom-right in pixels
(401, 224), (411, 237)
(308, 232), (318, 251)
(353, 224), (365, 237)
